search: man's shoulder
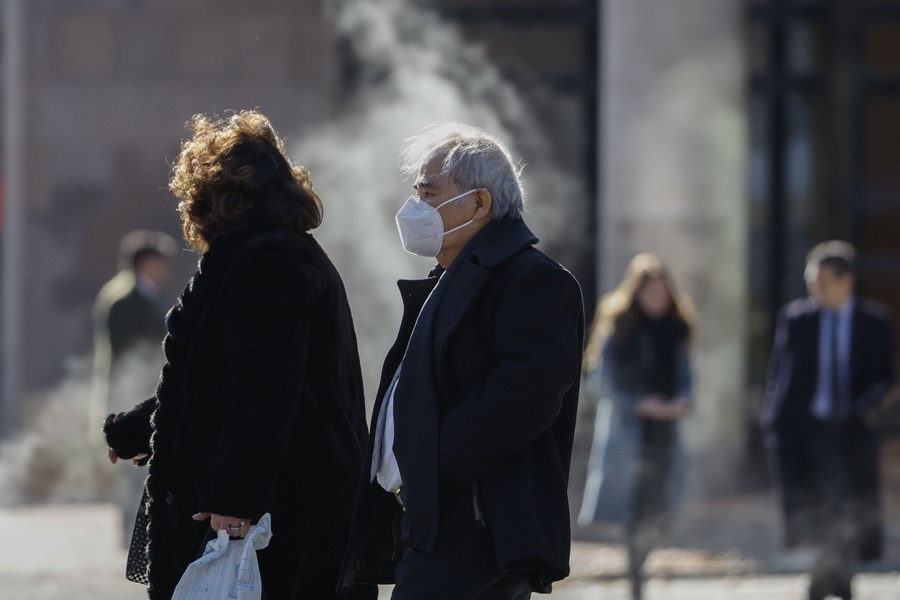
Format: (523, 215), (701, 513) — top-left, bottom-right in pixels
(500, 247), (578, 285)
(94, 271), (137, 311)
(482, 249), (581, 314)
(780, 297), (817, 322)
(856, 297), (893, 324)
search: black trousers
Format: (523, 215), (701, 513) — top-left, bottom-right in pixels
(391, 490), (532, 600)
(805, 418), (882, 559)
(770, 416), (881, 558)
(804, 418), (883, 600)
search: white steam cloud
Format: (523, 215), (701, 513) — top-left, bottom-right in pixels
(0, 353), (156, 507)
(294, 0), (588, 400)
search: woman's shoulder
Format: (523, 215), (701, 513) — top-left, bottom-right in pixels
(203, 228), (319, 282)
(213, 227), (326, 274)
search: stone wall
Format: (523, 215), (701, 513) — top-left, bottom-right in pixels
(13, 0), (335, 390)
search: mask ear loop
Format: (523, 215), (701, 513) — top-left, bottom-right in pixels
(441, 218), (475, 238)
(438, 189), (480, 238)
(433, 188), (478, 211)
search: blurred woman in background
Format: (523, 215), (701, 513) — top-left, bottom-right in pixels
(578, 253), (694, 600)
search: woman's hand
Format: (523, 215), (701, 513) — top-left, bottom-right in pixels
(635, 395), (687, 420)
(107, 448), (150, 466)
(635, 395), (666, 419)
(193, 512), (252, 538)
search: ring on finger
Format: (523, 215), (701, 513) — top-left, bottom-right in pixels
(226, 521), (247, 531)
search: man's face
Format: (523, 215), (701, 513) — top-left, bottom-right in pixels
(807, 264), (854, 310)
(138, 255), (172, 288)
(412, 151), (478, 252)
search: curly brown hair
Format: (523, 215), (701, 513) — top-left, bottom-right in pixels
(169, 110), (323, 251)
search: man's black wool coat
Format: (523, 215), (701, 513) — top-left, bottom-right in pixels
(341, 216), (585, 593)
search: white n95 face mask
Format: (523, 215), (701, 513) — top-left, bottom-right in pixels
(395, 189), (477, 257)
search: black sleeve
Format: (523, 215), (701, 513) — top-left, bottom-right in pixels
(762, 306), (791, 427)
(859, 309), (895, 410)
(103, 397), (157, 459)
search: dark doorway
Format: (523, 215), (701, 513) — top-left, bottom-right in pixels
(747, 0), (900, 383)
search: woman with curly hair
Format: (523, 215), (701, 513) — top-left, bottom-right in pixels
(577, 253), (695, 600)
(102, 110), (374, 599)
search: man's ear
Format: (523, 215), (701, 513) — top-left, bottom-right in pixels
(473, 188), (493, 221)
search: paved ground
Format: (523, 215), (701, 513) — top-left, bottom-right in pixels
(0, 504), (144, 600)
(540, 576), (900, 599)
(3, 503), (900, 600)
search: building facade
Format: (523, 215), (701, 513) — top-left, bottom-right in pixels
(2, 0), (337, 432)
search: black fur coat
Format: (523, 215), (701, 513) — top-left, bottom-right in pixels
(104, 224), (371, 599)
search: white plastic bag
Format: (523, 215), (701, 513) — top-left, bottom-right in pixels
(172, 512), (273, 600)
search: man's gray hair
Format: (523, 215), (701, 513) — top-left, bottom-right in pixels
(400, 123), (526, 219)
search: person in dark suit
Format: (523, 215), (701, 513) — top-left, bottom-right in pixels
(90, 230), (175, 547)
(762, 240), (895, 600)
(90, 230), (176, 435)
(102, 111), (374, 600)
(340, 124), (585, 600)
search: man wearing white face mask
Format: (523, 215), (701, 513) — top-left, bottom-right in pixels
(394, 186), (481, 258)
(340, 124), (585, 600)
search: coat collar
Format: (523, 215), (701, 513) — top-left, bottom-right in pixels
(430, 216), (537, 347)
(462, 216), (538, 269)
(395, 217), (538, 310)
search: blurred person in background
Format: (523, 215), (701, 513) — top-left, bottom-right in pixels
(340, 123), (584, 599)
(90, 229), (176, 435)
(102, 110), (374, 600)
(763, 240), (895, 600)
(577, 253), (694, 600)
(90, 229), (176, 546)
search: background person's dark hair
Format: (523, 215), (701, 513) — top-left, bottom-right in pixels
(117, 230), (177, 272)
(805, 240), (856, 281)
(169, 110), (323, 252)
